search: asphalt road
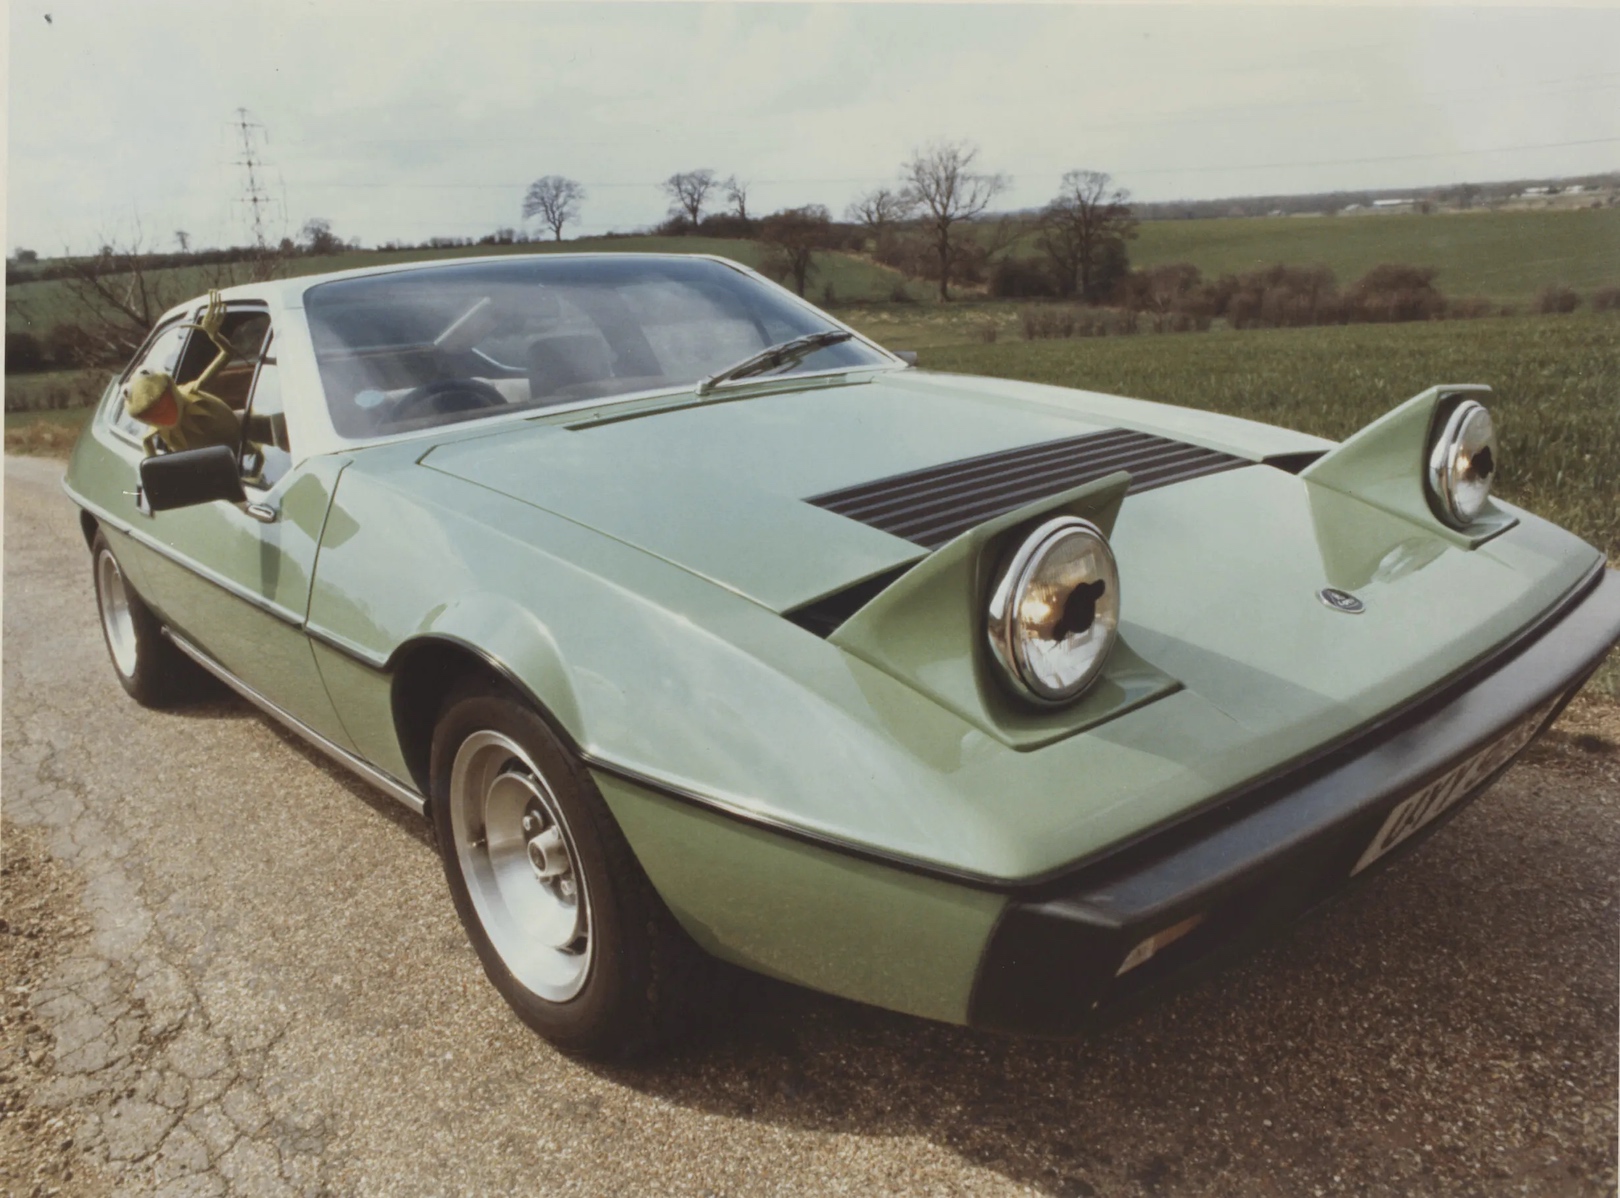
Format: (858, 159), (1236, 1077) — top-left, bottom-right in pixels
(3, 454), (1617, 1198)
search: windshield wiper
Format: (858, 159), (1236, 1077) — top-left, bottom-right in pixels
(695, 330), (855, 397)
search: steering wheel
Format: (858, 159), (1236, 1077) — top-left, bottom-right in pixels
(388, 378), (507, 425)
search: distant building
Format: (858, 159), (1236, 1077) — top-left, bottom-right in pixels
(1566, 185), (1586, 194)
(1521, 186), (1552, 196)
(1372, 198), (1413, 209)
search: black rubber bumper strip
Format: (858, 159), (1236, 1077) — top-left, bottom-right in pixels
(969, 566), (1620, 1037)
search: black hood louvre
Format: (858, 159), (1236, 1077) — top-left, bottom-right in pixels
(807, 428), (1249, 549)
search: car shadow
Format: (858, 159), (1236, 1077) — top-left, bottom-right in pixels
(580, 775), (1617, 1196)
(206, 691), (435, 847)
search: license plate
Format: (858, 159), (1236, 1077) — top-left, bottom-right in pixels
(1351, 696), (1561, 876)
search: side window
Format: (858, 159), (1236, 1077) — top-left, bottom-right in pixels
(111, 322), (191, 439)
(239, 337), (292, 490)
(175, 307), (271, 411)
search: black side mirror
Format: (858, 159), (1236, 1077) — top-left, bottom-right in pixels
(139, 445), (246, 512)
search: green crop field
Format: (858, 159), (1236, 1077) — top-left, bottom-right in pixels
(974, 206), (1620, 304)
(4, 238), (920, 334)
(1130, 207), (1620, 306)
(907, 312), (1619, 560)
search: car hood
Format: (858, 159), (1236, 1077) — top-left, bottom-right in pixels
(421, 369), (1330, 612)
(332, 369), (1604, 879)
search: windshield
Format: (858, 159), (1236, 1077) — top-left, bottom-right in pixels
(303, 255), (892, 438)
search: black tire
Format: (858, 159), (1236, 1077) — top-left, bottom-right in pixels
(90, 530), (209, 707)
(430, 678), (723, 1058)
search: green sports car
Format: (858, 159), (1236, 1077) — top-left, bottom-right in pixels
(64, 253), (1620, 1056)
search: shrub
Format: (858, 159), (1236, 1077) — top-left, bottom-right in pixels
(1343, 264), (1446, 323)
(1120, 263), (1218, 332)
(3, 370), (106, 413)
(697, 213), (754, 239)
(43, 322), (101, 368)
(1019, 303), (1176, 340)
(1020, 306), (1076, 340)
(887, 280), (917, 304)
(973, 321), (999, 344)
(1447, 296), (1496, 320)
(1533, 285), (1581, 315)
(989, 257), (1057, 299)
(1223, 264), (1342, 329)
(6, 331), (45, 373)
(1591, 286), (1620, 312)
(821, 281), (837, 306)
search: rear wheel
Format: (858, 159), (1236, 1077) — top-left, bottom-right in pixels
(91, 531), (207, 707)
(430, 680), (723, 1057)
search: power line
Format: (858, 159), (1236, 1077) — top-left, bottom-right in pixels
(271, 71), (1620, 155)
(274, 135), (1620, 194)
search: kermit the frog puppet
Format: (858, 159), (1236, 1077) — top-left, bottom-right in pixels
(124, 290), (243, 456)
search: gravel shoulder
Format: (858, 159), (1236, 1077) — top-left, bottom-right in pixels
(4, 454), (1616, 1197)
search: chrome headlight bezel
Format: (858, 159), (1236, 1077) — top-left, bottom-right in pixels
(1426, 399), (1498, 528)
(986, 516), (1120, 706)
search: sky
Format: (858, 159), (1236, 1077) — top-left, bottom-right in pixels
(5, 1), (1619, 255)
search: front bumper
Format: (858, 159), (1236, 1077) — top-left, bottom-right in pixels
(969, 565), (1620, 1037)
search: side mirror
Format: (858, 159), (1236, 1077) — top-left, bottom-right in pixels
(893, 350), (918, 367)
(139, 445), (246, 512)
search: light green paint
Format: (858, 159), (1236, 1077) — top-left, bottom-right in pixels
(595, 771), (1005, 1025)
(830, 470), (1178, 749)
(1302, 384), (1517, 548)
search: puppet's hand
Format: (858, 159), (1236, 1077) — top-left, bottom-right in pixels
(198, 290), (226, 340)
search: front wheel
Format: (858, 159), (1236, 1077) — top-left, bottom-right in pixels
(430, 681), (723, 1057)
(91, 531), (207, 707)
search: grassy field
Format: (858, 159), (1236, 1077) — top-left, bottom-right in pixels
(909, 312), (1619, 560)
(1129, 207), (1620, 306)
(4, 239), (920, 334)
(5, 403), (97, 456)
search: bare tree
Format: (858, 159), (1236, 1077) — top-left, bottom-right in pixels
(60, 225), (288, 364)
(759, 206), (833, 297)
(1037, 170), (1137, 302)
(722, 176), (751, 223)
(844, 187), (914, 249)
(522, 175), (586, 241)
(174, 230), (190, 253)
(662, 169), (717, 227)
(301, 218), (344, 255)
(899, 141), (1009, 301)
(59, 232), (193, 362)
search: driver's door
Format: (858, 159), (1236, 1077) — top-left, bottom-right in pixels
(133, 309), (355, 749)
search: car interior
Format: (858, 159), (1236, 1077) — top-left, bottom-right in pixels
(308, 275), (814, 438)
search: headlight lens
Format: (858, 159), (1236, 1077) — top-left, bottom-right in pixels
(1427, 399), (1497, 527)
(987, 517), (1120, 705)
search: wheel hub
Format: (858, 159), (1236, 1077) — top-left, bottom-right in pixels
(522, 809), (571, 882)
(448, 730), (593, 1002)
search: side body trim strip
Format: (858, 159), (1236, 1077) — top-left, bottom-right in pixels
(65, 483), (303, 627)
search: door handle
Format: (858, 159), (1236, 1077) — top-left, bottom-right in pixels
(244, 502), (278, 524)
